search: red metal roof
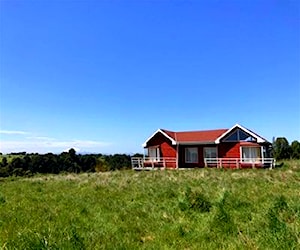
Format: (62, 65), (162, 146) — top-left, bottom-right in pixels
(161, 128), (228, 143)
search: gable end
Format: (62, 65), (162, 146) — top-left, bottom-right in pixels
(215, 124), (267, 144)
(142, 129), (177, 148)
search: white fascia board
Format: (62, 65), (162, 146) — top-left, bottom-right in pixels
(215, 124), (266, 144)
(142, 129), (177, 148)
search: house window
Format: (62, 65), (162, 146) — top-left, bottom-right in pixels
(224, 129), (256, 142)
(241, 147), (261, 162)
(204, 147), (217, 158)
(185, 147), (198, 163)
(148, 147), (160, 160)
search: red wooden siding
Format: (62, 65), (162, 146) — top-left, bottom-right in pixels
(146, 132), (176, 158)
(146, 132), (176, 168)
(218, 142), (240, 158)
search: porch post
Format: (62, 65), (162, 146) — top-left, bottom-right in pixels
(261, 146), (264, 164)
(176, 144), (179, 169)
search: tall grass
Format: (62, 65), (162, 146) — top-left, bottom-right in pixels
(0, 163), (299, 249)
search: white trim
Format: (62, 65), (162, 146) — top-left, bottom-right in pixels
(215, 124), (266, 144)
(261, 146), (264, 163)
(142, 129), (177, 148)
(148, 146), (160, 161)
(240, 146), (262, 162)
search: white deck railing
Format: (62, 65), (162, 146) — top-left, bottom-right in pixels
(204, 158), (275, 169)
(131, 157), (275, 170)
(131, 157), (177, 170)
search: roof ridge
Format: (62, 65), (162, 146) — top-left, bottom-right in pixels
(176, 128), (228, 133)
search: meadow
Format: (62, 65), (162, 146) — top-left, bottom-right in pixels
(0, 161), (299, 249)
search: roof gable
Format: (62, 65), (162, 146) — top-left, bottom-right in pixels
(142, 129), (177, 147)
(215, 124), (267, 144)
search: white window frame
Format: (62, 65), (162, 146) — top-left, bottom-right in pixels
(240, 146), (262, 162)
(185, 147), (198, 163)
(204, 147), (218, 159)
(224, 129), (256, 142)
(148, 147), (160, 161)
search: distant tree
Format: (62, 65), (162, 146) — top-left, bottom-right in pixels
(0, 157), (10, 177)
(80, 155), (97, 172)
(107, 154), (131, 170)
(10, 152), (26, 155)
(132, 153), (144, 158)
(95, 156), (111, 172)
(68, 148), (76, 159)
(10, 157), (26, 176)
(290, 140), (300, 159)
(1, 157), (8, 167)
(272, 137), (291, 160)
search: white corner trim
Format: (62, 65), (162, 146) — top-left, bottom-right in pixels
(215, 124), (266, 144)
(142, 129), (177, 148)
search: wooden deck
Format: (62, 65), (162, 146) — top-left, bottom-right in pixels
(204, 158), (275, 169)
(131, 157), (275, 170)
(131, 157), (177, 170)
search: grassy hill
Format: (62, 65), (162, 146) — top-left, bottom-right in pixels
(0, 162), (299, 249)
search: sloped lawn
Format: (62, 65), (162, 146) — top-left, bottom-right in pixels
(0, 163), (299, 249)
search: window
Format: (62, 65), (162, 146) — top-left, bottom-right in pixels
(148, 147), (160, 161)
(204, 147), (217, 158)
(241, 147), (261, 162)
(224, 129), (256, 142)
(185, 147), (198, 163)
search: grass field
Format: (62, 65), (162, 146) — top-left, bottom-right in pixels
(0, 161), (299, 249)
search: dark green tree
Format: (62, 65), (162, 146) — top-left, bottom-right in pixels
(272, 137), (291, 160)
(0, 157), (10, 177)
(290, 140), (300, 159)
(80, 155), (97, 172)
(1, 157), (8, 167)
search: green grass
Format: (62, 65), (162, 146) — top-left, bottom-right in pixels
(0, 162), (300, 249)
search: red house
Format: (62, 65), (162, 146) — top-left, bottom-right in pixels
(131, 124), (275, 169)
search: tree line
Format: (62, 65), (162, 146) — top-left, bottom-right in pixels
(0, 148), (143, 177)
(0, 137), (299, 177)
(272, 137), (300, 160)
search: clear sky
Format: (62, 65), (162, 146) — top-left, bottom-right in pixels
(0, 0), (299, 154)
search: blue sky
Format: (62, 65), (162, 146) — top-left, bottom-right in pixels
(0, 0), (299, 154)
